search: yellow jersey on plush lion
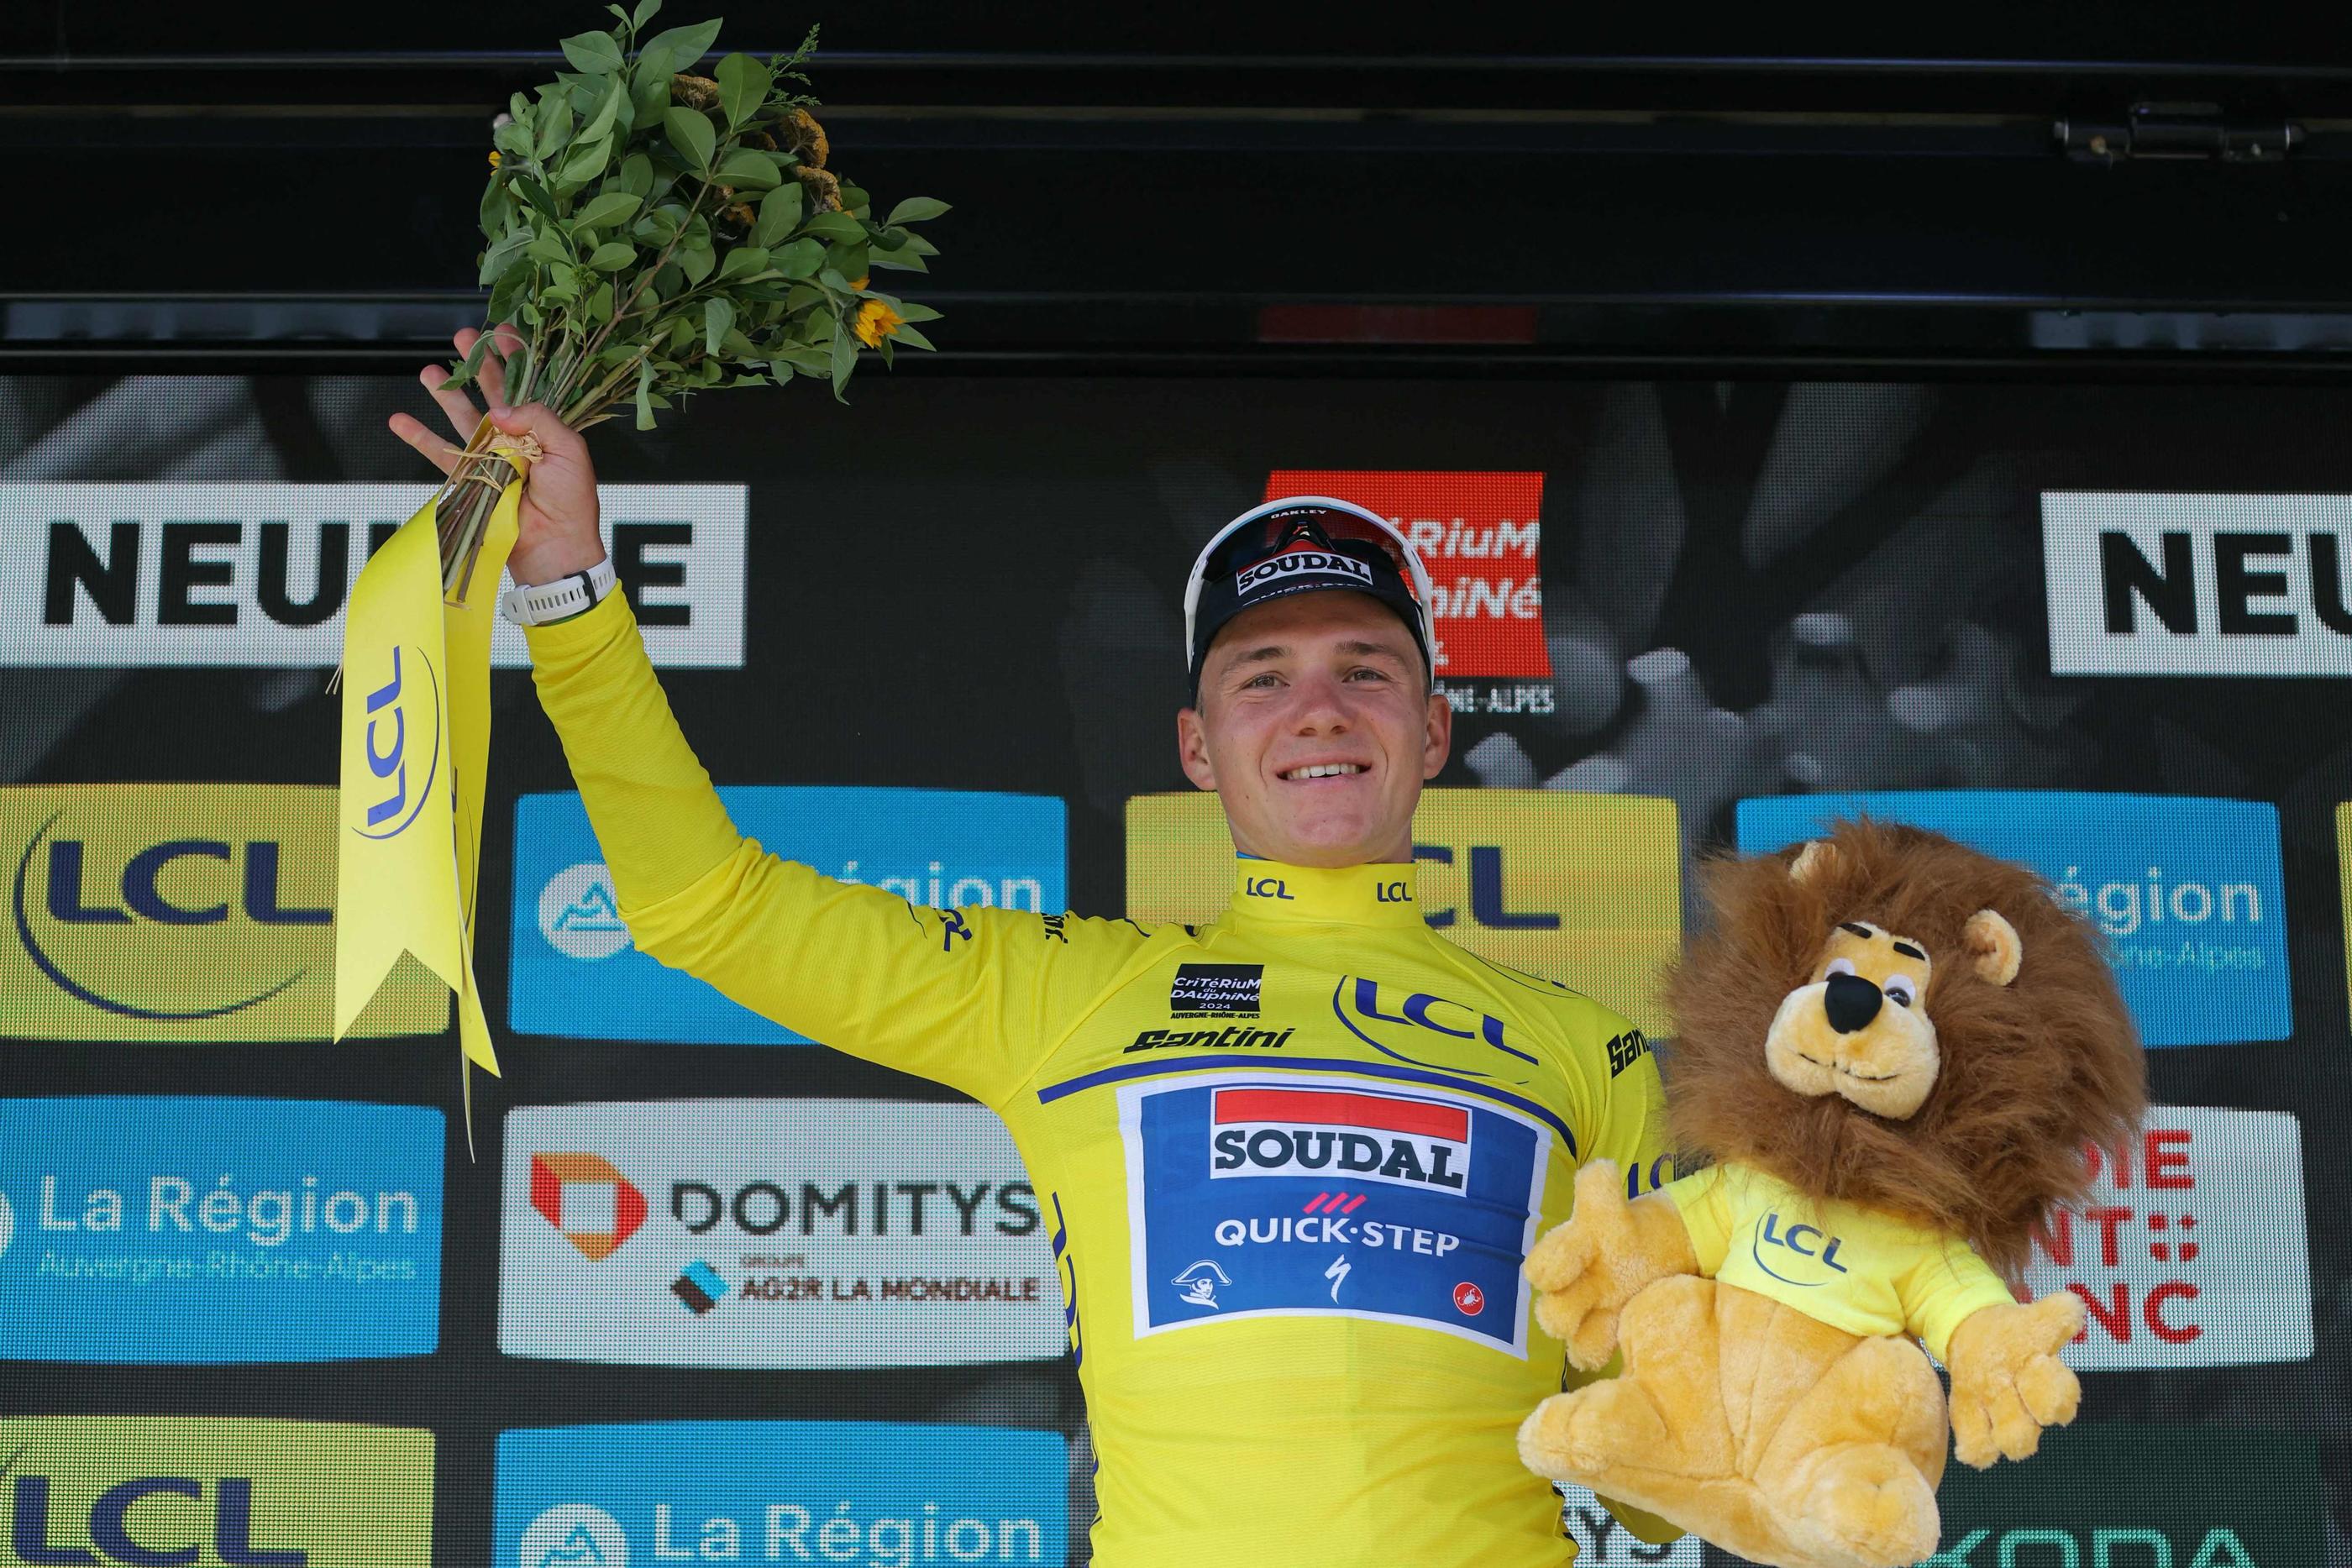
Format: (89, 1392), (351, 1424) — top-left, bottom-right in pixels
(1518, 820), (2146, 1568)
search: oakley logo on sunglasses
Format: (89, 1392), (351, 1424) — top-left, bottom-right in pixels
(1236, 547), (1376, 598)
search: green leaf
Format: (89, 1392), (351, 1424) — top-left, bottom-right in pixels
(715, 51), (771, 127)
(556, 136), (612, 187)
(617, 152), (655, 197)
(632, 0), (664, 25)
(533, 97), (575, 160)
(561, 29), (625, 74)
(513, 177), (559, 220)
(663, 105), (716, 170)
(897, 232), (940, 258)
(572, 191), (643, 232)
(525, 233), (574, 265)
(869, 250), (927, 275)
(437, 329), (497, 391)
(494, 118), (533, 159)
(827, 243), (869, 284)
(633, 208), (681, 245)
(828, 325), (858, 401)
(712, 147), (780, 188)
(587, 241), (637, 271)
(837, 182), (870, 213)
(773, 237), (824, 279)
(628, 62), (672, 130)
(587, 280), (616, 322)
(876, 337), (895, 368)
(703, 296), (735, 354)
(716, 245), (769, 281)
(889, 300), (942, 324)
(770, 345), (830, 378)
(719, 326), (757, 358)
(502, 342), (535, 400)
(581, 75), (629, 142)
(638, 16), (724, 78)
(677, 241), (717, 285)
(753, 183), (804, 247)
(892, 323), (937, 352)
(608, 3), (630, 24)
(635, 357), (658, 429)
(885, 196), (952, 226)
(798, 210), (864, 244)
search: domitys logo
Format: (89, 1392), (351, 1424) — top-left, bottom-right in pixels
(531, 1152), (647, 1261)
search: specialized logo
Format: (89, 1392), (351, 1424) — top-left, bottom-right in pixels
(1122, 1070), (1547, 1353)
(1235, 544), (1376, 598)
(2021, 1106), (2312, 1370)
(493, 1422), (1067, 1568)
(0, 1097), (443, 1363)
(3, 785), (446, 1042)
(0, 1414), (432, 1566)
(1171, 962), (1263, 1017)
(538, 864), (630, 962)
(2041, 491), (2352, 676)
(510, 786), (1065, 1044)
(1264, 470), (1552, 678)
(1126, 789), (1682, 1034)
(1737, 790), (2290, 1049)
(501, 1103), (1062, 1369)
(5, 482), (746, 669)
(518, 1503), (630, 1567)
(530, 1153), (648, 1261)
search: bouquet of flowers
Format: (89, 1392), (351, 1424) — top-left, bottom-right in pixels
(432, 2), (947, 596)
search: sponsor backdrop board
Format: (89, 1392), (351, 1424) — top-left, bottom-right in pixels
(0, 1096), (443, 1362)
(501, 1099), (1061, 1367)
(0, 1414), (433, 1566)
(1735, 791), (2291, 1047)
(5, 374), (2349, 1563)
(2, 784), (447, 1041)
(510, 786), (1067, 1042)
(493, 1421), (1068, 1568)
(1126, 788), (1683, 1033)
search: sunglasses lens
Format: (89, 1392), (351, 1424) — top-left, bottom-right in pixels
(1207, 507), (1417, 600)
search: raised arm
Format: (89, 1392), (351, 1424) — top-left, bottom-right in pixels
(391, 330), (1146, 1104)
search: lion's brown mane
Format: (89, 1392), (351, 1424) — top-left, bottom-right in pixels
(1664, 817), (2147, 1279)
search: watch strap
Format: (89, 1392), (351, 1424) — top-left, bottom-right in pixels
(501, 555), (618, 627)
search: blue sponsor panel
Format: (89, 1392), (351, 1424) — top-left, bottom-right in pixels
(495, 1420), (1068, 1568)
(509, 786), (1067, 1043)
(0, 1097), (443, 1361)
(1735, 791), (2289, 1048)
(1122, 1070), (1546, 1354)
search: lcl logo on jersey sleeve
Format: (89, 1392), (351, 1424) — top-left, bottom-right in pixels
(1121, 1071), (1547, 1354)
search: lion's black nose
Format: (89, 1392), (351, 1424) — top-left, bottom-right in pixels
(1823, 972), (1884, 1034)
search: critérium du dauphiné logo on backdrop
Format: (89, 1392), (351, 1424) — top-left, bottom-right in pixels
(508, 786), (1065, 1043)
(1736, 791), (2289, 1048)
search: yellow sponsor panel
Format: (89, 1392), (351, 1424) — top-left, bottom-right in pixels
(2, 784), (447, 1041)
(2339, 804), (2351, 1025)
(1126, 788), (1681, 1031)
(0, 1415), (431, 1566)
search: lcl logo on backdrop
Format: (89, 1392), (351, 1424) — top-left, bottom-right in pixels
(2, 784), (447, 1041)
(501, 1100), (1060, 1369)
(1736, 790), (2290, 1049)
(509, 786), (1066, 1044)
(2021, 1106), (2312, 1371)
(3, 483), (745, 668)
(0, 1414), (433, 1566)
(496, 1421), (1066, 1568)
(0, 1097), (444, 1363)
(2042, 491), (2352, 675)
(1263, 470), (1551, 679)
(1126, 788), (1681, 1034)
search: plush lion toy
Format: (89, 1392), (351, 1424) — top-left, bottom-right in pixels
(1519, 820), (2145, 1568)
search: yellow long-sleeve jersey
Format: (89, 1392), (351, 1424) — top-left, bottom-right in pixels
(525, 594), (1675, 1568)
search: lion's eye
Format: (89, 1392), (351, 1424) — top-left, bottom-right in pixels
(1824, 957), (1857, 979)
(1885, 973), (1918, 1008)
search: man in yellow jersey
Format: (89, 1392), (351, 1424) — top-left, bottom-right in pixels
(392, 328), (1679, 1567)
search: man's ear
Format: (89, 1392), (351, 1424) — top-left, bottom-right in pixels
(1421, 682), (1452, 781)
(1177, 705), (1218, 791)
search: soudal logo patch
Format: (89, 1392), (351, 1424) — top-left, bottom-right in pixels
(1170, 962), (1262, 1017)
(1235, 545), (1375, 598)
(1121, 1071), (1548, 1354)
(1209, 1086), (1470, 1191)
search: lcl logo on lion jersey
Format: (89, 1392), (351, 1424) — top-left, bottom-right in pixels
(1120, 1071), (1548, 1354)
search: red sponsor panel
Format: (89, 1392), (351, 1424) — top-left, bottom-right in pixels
(2019, 1106), (2312, 1369)
(1215, 1087), (1470, 1140)
(1263, 470), (1551, 679)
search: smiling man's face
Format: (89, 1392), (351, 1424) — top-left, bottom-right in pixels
(1177, 590), (1451, 868)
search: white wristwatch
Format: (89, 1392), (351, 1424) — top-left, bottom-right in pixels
(500, 555), (619, 627)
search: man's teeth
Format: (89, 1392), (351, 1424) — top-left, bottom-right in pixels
(1286, 763), (1363, 779)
